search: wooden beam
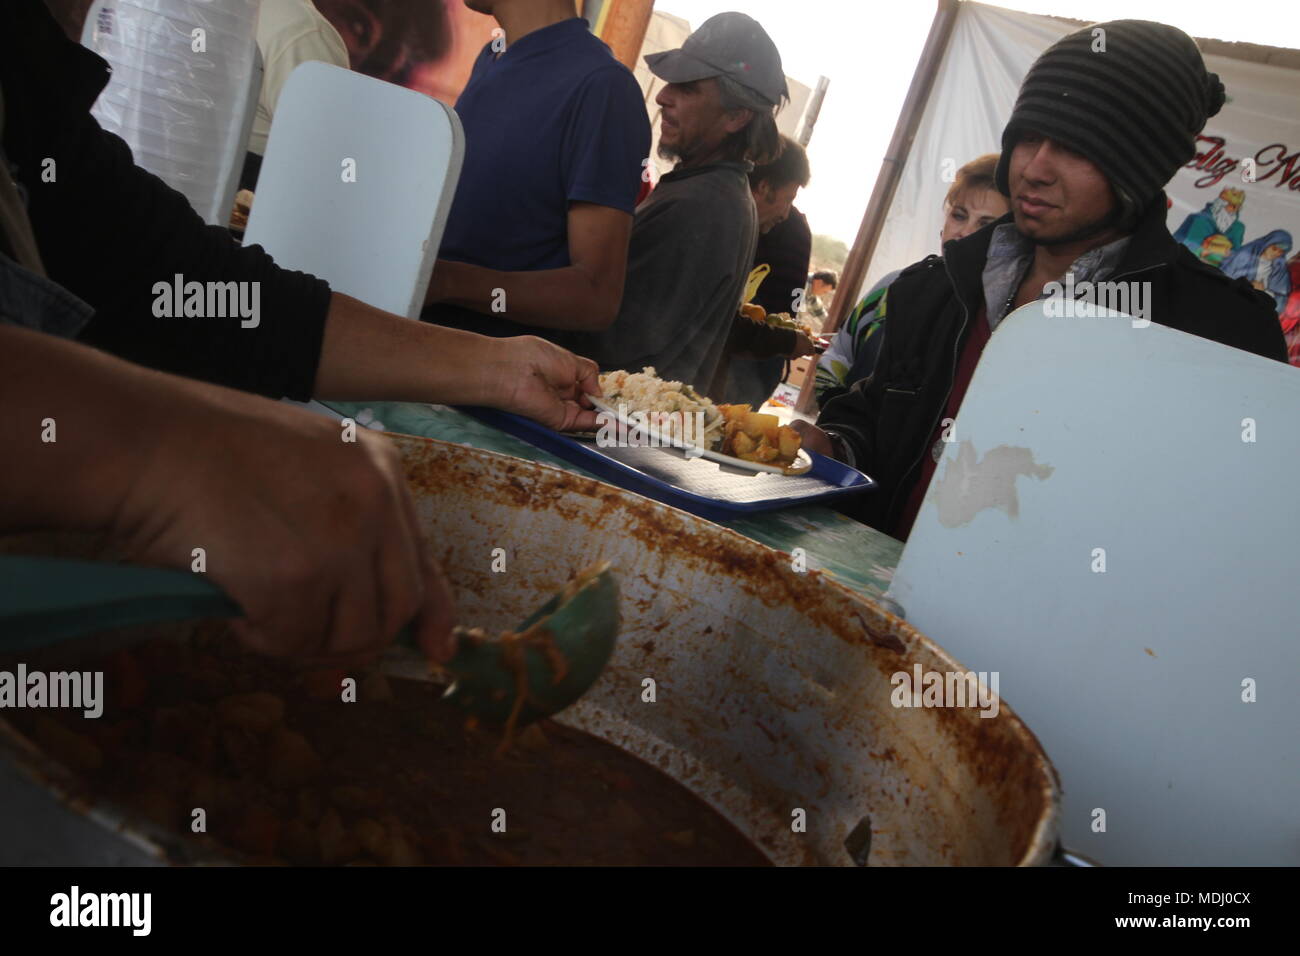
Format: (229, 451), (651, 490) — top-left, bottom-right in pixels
(598, 0), (657, 71)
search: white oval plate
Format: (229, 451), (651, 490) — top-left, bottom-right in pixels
(587, 395), (813, 476)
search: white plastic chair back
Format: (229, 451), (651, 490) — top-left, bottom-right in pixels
(242, 60), (464, 320)
(888, 301), (1300, 865)
(82, 0), (261, 226)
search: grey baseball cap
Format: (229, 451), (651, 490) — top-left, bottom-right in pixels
(646, 12), (788, 106)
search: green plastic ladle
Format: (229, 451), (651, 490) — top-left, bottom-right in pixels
(0, 555), (620, 727)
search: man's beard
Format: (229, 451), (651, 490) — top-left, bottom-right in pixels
(658, 137), (706, 165)
(1210, 198), (1237, 234)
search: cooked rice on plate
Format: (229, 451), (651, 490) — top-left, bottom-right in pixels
(597, 367), (724, 443)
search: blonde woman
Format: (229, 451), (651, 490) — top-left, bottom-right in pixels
(815, 153), (1009, 405)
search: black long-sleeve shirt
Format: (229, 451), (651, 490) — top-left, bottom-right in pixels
(721, 206), (812, 405)
(1, 0), (331, 400)
(752, 206), (812, 318)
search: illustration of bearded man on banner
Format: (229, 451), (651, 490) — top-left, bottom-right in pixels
(1223, 230), (1293, 313)
(1173, 187), (1247, 266)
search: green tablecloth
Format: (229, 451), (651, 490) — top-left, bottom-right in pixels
(330, 402), (902, 602)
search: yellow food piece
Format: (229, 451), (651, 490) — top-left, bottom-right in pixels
(778, 427), (801, 460)
(741, 412), (780, 440)
(716, 403), (801, 467)
(739, 303), (766, 322)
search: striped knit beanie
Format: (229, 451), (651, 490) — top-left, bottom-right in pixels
(994, 20), (1226, 219)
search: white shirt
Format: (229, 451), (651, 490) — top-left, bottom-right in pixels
(247, 0), (349, 156)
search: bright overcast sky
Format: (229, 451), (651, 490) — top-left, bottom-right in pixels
(657, 0), (1300, 245)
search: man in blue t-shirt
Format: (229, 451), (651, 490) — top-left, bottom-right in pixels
(421, 0), (650, 340)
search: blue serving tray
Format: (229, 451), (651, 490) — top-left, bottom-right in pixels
(457, 406), (876, 522)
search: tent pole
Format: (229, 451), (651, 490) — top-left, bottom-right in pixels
(794, 0), (960, 415)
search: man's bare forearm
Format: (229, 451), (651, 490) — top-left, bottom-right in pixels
(313, 292), (603, 432)
(426, 260), (620, 331)
(0, 325), (188, 532)
(313, 292), (505, 404)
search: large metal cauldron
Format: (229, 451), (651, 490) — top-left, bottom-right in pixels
(0, 434), (1059, 865)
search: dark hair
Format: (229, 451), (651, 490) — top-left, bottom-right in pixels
(716, 74), (785, 165)
(810, 271), (838, 289)
(749, 135), (810, 190)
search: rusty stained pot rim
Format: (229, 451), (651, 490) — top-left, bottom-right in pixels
(390, 432), (1063, 865)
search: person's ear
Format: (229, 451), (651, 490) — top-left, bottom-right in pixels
(722, 108), (755, 136)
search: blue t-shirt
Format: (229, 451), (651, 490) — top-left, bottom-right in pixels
(438, 18), (649, 276)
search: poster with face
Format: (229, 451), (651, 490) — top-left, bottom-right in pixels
(315, 0), (498, 105)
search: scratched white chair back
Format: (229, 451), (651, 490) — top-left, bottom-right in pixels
(242, 60), (464, 321)
(888, 300), (1300, 865)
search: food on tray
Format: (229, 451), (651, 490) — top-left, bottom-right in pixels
(762, 310), (818, 338)
(739, 302), (766, 322)
(1, 629), (770, 866)
(597, 368), (804, 468)
(598, 367), (725, 445)
(717, 403), (803, 466)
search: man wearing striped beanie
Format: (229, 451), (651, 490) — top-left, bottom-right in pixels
(797, 19), (1287, 540)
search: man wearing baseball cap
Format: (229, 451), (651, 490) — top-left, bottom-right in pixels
(795, 20), (1287, 540)
(568, 12), (789, 392)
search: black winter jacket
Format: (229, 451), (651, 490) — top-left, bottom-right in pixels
(819, 193), (1288, 539)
